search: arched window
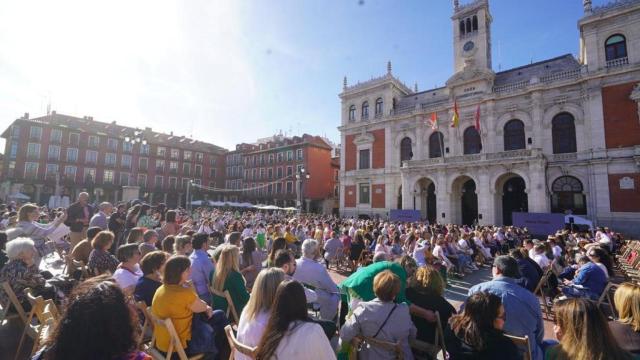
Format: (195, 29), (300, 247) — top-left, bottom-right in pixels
(552, 112), (577, 154)
(504, 119), (525, 151)
(400, 137), (413, 162)
(361, 101), (369, 120)
(463, 127), (482, 154)
(551, 176), (586, 215)
(605, 34), (627, 61)
(348, 105), (356, 122)
(429, 132), (444, 158)
(466, 18), (471, 33)
(375, 98), (383, 117)
(459, 20), (465, 35)
(472, 15), (478, 31)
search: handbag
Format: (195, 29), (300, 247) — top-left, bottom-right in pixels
(357, 303), (398, 351)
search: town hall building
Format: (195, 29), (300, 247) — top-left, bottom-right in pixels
(339, 0), (640, 236)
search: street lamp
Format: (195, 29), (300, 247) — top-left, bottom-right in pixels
(124, 129), (148, 145)
(295, 167), (311, 213)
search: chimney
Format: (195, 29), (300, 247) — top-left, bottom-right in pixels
(51, 111), (56, 115)
(111, 121), (116, 125)
(24, 112), (29, 119)
(170, 131), (173, 136)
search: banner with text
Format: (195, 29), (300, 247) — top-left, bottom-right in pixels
(512, 212), (565, 237)
(389, 209), (422, 222)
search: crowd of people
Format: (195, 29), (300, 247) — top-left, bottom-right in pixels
(0, 194), (637, 360)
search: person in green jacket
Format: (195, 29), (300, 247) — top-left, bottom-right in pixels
(210, 244), (250, 321)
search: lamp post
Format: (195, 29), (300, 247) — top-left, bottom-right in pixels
(295, 167), (311, 213)
(123, 129), (148, 146)
(186, 180), (193, 212)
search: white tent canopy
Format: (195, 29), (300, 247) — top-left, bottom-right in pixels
(8, 192), (30, 200)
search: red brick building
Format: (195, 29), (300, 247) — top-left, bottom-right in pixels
(1, 112), (226, 206)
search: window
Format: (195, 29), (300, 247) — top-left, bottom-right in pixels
(88, 135), (99, 148)
(157, 147), (166, 157)
(105, 153), (117, 166)
(466, 18), (471, 33)
(361, 101), (369, 120)
(184, 151), (192, 161)
(67, 148), (78, 162)
(375, 98), (383, 117)
(84, 168), (96, 183)
(156, 160), (165, 172)
(169, 161), (178, 173)
(276, 182), (283, 194)
(48, 145), (61, 161)
(287, 166), (293, 176)
(348, 105), (356, 122)
(139, 157), (148, 171)
(137, 174), (147, 187)
(359, 183), (370, 204)
(605, 34), (627, 61)
(296, 149), (303, 160)
(504, 119), (526, 151)
(277, 167), (283, 178)
(123, 141), (133, 153)
(429, 132), (444, 158)
(103, 170), (115, 184)
(287, 151), (293, 161)
(27, 143), (40, 159)
(195, 152), (203, 162)
(169, 177), (177, 189)
(119, 172), (130, 186)
(459, 20), (465, 35)
(463, 127), (482, 154)
(121, 155), (132, 168)
(268, 184), (273, 194)
(277, 152), (284, 162)
(297, 164), (303, 173)
(45, 164), (58, 178)
(260, 168), (266, 179)
(9, 142), (18, 159)
(194, 165), (202, 177)
(64, 166), (77, 179)
(210, 158), (217, 166)
(69, 133), (80, 146)
(268, 154), (274, 163)
(400, 137), (413, 162)
(183, 163), (191, 176)
(359, 149), (370, 169)
(50, 129), (62, 143)
(7, 161), (15, 177)
(29, 126), (42, 140)
(154, 176), (164, 189)
(551, 176), (586, 215)
(209, 168), (217, 178)
(552, 112), (577, 154)
(268, 168), (273, 179)
(472, 15), (478, 31)
(181, 178), (190, 190)
(85, 150), (98, 164)
(25, 162), (39, 179)
(107, 138), (118, 151)
(11, 125), (20, 139)
(286, 181), (293, 193)
(140, 143), (149, 155)
(170, 149), (179, 160)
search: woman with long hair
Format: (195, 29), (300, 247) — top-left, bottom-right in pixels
(407, 266), (456, 343)
(126, 227), (145, 244)
(547, 298), (633, 360)
(255, 280), (335, 360)
(125, 204), (142, 232)
(161, 210), (180, 236)
(267, 237), (286, 267)
(136, 204), (157, 229)
(611, 282), (640, 354)
(236, 268), (285, 360)
(240, 237), (264, 288)
(586, 246), (614, 279)
(34, 275), (150, 360)
(211, 245), (250, 316)
(444, 292), (519, 359)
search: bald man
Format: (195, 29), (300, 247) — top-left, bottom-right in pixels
(65, 192), (94, 249)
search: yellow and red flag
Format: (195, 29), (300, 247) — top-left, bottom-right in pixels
(451, 100), (459, 128)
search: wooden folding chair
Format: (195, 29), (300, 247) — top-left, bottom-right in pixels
(597, 282), (620, 319)
(504, 334), (532, 360)
(14, 289), (59, 360)
(135, 301), (154, 348)
(145, 307), (204, 360)
(209, 286), (239, 324)
(410, 311), (446, 360)
(0, 281), (28, 325)
(533, 269), (553, 319)
(224, 324), (257, 359)
(350, 335), (404, 360)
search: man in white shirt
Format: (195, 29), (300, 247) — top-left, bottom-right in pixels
(294, 239), (340, 321)
(532, 244), (550, 269)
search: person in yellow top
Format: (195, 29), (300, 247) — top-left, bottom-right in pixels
(152, 256), (230, 359)
(283, 225), (297, 245)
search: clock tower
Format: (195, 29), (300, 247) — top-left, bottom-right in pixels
(452, 0), (492, 73)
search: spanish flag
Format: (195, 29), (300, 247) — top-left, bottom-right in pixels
(451, 100), (459, 128)
(430, 113), (438, 130)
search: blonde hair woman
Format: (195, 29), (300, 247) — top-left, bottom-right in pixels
(610, 282), (640, 354)
(236, 268), (285, 360)
(211, 245), (250, 318)
(407, 266), (456, 343)
(10, 203), (66, 258)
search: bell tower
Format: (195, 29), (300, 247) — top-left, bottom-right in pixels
(452, 0), (492, 73)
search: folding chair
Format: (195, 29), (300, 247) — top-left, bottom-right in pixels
(504, 334), (532, 360)
(135, 301), (153, 349)
(0, 282), (28, 325)
(350, 335), (404, 360)
(145, 307), (204, 360)
(224, 324), (257, 359)
(410, 311), (446, 360)
(14, 289), (59, 360)
(533, 269), (554, 319)
(209, 286), (239, 324)
(597, 282), (620, 319)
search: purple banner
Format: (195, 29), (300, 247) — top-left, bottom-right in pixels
(389, 209), (421, 222)
(512, 212), (565, 237)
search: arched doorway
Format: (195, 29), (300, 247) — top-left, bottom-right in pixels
(415, 178), (436, 222)
(502, 177), (528, 225)
(451, 176), (477, 225)
(397, 186), (402, 209)
(551, 176), (586, 215)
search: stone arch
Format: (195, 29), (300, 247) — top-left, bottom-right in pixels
(492, 171), (530, 225)
(448, 172), (480, 194)
(542, 103), (583, 127)
(495, 110), (533, 133)
(414, 177), (437, 222)
(393, 130), (417, 147)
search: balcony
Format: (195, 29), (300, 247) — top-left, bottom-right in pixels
(401, 148), (542, 170)
(606, 57), (628, 68)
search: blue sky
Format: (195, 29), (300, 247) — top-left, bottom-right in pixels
(0, 0), (594, 150)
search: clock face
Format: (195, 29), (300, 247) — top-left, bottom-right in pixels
(463, 41), (475, 52)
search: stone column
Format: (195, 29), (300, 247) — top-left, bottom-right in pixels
(528, 161), (549, 213)
(401, 173), (412, 210)
(531, 91), (544, 150)
(591, 161), (611, 219)
(34, 184), (43, 205)
(415, 124), (424, 161)
(485, 100), (496, 153)
(163, 193), (168, 205)
(477, 169), (492, 225)
(436, 171), (450, 224)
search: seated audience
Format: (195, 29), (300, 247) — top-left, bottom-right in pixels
(407, 266), (456, 343)
(174, 235), (193, 256)
(189, 233), (215, 303)
(340, 270), (416, 360)
(267, 237), (287, 267)
(586, 246), (613, 280)
(236, 268), (285, 360)
(139, 230), (159, 257)
(134, 251), (169, 306)
(33, 275), (151, 360)
(161, 210), (180, 236)
(547, 298), (633, 360)
(87, 231), (119, 275)
(444, 292), (519, 360)
(561, 255), (607, 300)
(274, 249), (317, 303)
(211, 245), (250, 317)
(239, 237), (264, 288)
(531, 243), (551, 269)
(509, 248), (542, 292)
(71, 226), (102, 264)
(255, 280), (336, 360)
(468, 256), (543, 360)
(0, 231), (7, 268)
(113, 243), (143, 295)
(126, 227), (145, 244)
(323, 231), (342, 268)
(152, 256), (229, 359)
(610, 282), (640, 354)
